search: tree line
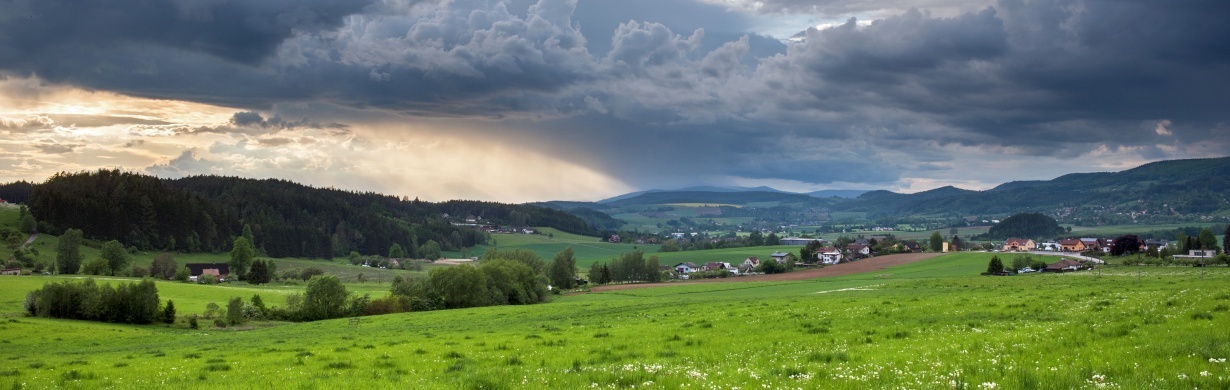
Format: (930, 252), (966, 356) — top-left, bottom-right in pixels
(24, 279), (169, 325)
(18, 170), (594, 259)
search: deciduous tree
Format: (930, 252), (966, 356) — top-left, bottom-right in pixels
(229, 236), (255, 280)
(548, 247), (577, 290)
(150, 253), (178, 280)
(227, 297), (244, 325)
(1110, 235), (1142, 256)
(302, 275), (349, 320)
(56, 228), (84, 274)
(929, 232), (945, 252)
(389, 243), (406, 259)
(419, 240), (442, 260)
(100, 240), (129, 276)
(1199, 228), (1220, 253)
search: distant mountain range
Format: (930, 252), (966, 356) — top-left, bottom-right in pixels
(593, 186), (870, 204)
(541, 157), (1230, 225)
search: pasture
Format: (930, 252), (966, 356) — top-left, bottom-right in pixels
(2, 252), (1229, 389)
(443, 228), (657, 268)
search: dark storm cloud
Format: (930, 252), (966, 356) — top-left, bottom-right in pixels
(2, 0), (1229, 189)
(0, 0), (373, 65)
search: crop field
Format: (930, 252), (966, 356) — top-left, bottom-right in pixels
(2, 252), (1228, 389)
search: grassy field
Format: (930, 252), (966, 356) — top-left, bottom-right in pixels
(2, 252), (1229, 389)
(443, 228), (658, 268)
(1, 206), (435, 283)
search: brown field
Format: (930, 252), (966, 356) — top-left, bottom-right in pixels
(590, 252), (943, 292)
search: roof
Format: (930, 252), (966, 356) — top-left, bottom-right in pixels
(846, 244), (868, 250)
(1004, 238), (1031, 245)
(1045, 259), (1083, 270)
(675, 262), (699, 268)
(1059, 238), (1082, 246)
(704, 262), (727, 269)
(770, 251), (790, 257)
(185, 263), (230, 276)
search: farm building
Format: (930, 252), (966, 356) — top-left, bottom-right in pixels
(770, 251), (792, 263)
(1044, 259), (1085, 272)
(185, 263), (231, 281)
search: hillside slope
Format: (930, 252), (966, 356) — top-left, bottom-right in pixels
(20, 170), (594, 258)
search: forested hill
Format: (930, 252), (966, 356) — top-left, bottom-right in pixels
(20, 170), (596, 258)
(841, 157), (1230, 217)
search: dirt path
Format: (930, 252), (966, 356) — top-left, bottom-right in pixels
(590, 252), (944, 292)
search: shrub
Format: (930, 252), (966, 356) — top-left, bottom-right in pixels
(227, 297), (244, 325)
(81, 257), (109, 275)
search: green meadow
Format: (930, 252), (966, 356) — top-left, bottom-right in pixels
(2, 252), (1229, 389)
(443, 228), (658, 268)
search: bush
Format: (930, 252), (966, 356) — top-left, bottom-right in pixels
(199, 274), (218, 284)
(226, 297), (244, 325)
(81, 258), (109, 276)
(131, 266), (149, 278)
(298, 267), (325, 281)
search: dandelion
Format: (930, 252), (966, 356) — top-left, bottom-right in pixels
(1210, 358), (1227, 363)
(1200, 371), (1210, 377)
(979, 382), (997, 389)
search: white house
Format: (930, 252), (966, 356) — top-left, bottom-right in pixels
(742, 257), (761, 269)
(674, 262), (699, 274)
(818, 247), (843, 265)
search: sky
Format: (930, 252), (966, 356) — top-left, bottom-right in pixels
(1, 0), (1228, 203)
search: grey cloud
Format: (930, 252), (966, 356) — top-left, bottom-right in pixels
(34, 141), (83, 154)
(0, 115), (54, 129)
(228, 111), (347, 131)
(255, 137), (296, 147)
(1, 0), (374, 65)
(146, 149), (218, 177)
